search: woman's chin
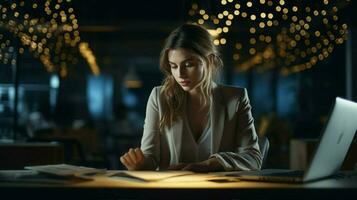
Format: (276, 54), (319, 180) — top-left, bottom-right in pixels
(181, 86), (191, 91)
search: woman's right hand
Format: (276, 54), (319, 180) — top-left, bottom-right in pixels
(120, 148), (145, 170)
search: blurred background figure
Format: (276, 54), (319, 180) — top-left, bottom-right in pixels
(26, 104), (56, 138)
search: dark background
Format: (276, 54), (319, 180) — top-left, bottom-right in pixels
(0, 0), (356, 169)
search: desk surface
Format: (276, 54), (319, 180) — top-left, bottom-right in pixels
(1, 170), (357, 200)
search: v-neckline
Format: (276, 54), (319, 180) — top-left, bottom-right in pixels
(184, 110), (211, 144)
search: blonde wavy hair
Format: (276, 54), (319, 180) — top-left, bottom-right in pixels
(159, 24), (223, 130)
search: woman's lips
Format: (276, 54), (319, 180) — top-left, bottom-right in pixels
(179, 80), (190, 86)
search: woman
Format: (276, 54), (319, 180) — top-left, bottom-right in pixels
(120, 24), (262, 172)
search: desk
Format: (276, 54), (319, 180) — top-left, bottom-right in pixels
(1, 170), (357, 200)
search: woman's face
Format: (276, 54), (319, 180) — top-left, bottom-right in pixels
(168, 48), (205, 93)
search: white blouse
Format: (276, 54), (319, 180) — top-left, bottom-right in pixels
(180, 113), (212, 163)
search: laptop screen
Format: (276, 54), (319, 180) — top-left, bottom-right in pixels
(303, 97), (357, 182)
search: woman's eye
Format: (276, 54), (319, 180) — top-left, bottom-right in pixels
(170, 65), (177, 69)
(185, 62), (195, 68)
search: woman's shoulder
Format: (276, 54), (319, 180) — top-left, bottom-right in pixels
(146, 86), (164, 108)
(216, 84), (248, 101)
(149, 86), (163, 94)
(217, 84), (246, 94)
(148, 86), (164, 102)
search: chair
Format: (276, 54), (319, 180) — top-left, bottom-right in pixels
(0, 142), (64, 170)
(258, 136), (270, 169)
(27, 137), (87, 165)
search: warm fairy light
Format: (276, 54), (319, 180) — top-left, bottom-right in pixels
(0, 0), (86, 74)
(233, 53), (240, 60)
(79, 42), (100, 76)
(306, 16), (312, 22)
(259, 34), (265, 41)
(282, 14), (288, 20)
(295, 35), (301, 41)
(273, 20), (279, 26)
(267, 20), (273, 26)
(332, 6), (338, 12)
(259, 22), (265, 28)
(235, 43), (242, 49)
(207, 29), (220, 37)
(203, 14), (209, 20)
(265, 36), (272, 43)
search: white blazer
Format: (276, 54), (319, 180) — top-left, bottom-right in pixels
(140, 83), (262, 171)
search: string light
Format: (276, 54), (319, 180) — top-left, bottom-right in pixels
(79, 42), (100, 76)
(0, 0), (98, 76)
(187, 0), (350, 75)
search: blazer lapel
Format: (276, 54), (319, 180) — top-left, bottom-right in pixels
(211, 84), (226, 154)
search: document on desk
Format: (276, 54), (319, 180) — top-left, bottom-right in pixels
(112, 171), (197, 182)
(111, 171), (237, 183)
(24, 164), (106, 180)
(0, 170), (90, 184)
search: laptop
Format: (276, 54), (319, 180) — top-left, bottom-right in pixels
(228, 97), (357, 183)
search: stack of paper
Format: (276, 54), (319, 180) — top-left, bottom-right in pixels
(25, 164), (106, 180)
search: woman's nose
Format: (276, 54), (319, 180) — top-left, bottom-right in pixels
(178, 67), (186, 77)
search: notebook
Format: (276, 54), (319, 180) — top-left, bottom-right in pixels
(228, 97), (357, 183)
